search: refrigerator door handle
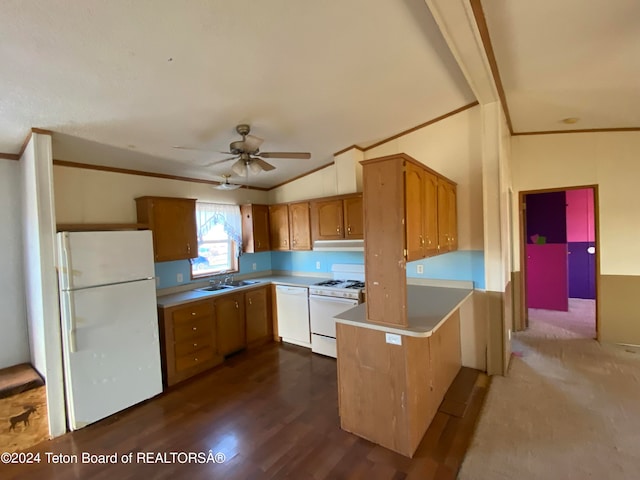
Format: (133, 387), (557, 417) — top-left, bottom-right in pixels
(65, 290), (78, 353)
(59, 232), (73, 290)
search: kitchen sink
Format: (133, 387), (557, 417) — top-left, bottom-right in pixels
(195, 285), (235, 292)
(226, 280), (261, 287)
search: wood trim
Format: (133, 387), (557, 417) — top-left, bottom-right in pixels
(361, 152), (457, 185)
(513, 127), (640, 136)
(53, 159), (270, 191)
(267, 161), (334, 190)
(15, 128), (54, 160)
(469, 0), (513, 135)
(0, 153), (20, 161)
(56, 223), (149, 232)
(333, 144), (365, 157)
(362, 102), (480, 152)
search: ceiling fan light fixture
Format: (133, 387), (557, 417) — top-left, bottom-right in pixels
(231, 159), (247, 176)
(214, 174), (241, 191)
(249, 161), (262, 174)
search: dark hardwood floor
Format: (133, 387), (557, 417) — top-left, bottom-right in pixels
(1, 343), (489, 479)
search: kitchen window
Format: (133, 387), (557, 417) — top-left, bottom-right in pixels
(191, 202), (242, 278)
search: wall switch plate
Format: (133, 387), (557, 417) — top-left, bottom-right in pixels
(156, 277), (160, 287)
(252, 263), (257, 271)
(316, 261), (321, 270)
(385, 333), (402, 345)
(177, 273), (183, 283)
(416, 264), (424, 274)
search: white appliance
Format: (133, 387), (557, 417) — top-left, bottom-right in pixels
(56, 230), (163, 431)
(309, 264), (365, 358)
(275, 285), (311, 348)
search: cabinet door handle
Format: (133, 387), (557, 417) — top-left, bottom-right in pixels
(235, 301), (239, 309)
(249, 298), (252, 305)
(187, 243), (191, 254)
(191, 312), (196, 316)
(283, 240), (288, 245)
(336, 227), (341, 233)
(347, 226), (352, 234)
(192, 326), (197, 331)
(420, 235), (425, 246)
(292, 238), (297, 245)
(193, 343), (198, 347)
(257, 240), (261, 248)
(194, 357), (198, 362)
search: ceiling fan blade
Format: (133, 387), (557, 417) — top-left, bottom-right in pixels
(259, 152), (311, 159)
(243, 134), (264, 151)
(202, 156), (238, 167)
(172, 145), (214, 152)
(254, 158), (276, 171)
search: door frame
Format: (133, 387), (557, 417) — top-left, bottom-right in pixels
(518, 184), (600, 338)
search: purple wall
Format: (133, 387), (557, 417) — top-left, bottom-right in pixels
(525, 191), (567, 244)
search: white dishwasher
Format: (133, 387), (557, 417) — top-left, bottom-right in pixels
(275, 285), (311, 348)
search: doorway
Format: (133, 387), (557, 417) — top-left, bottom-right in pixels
(519, 186), (599, 339)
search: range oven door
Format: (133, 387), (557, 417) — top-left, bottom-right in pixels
(309, 294), (359, 358)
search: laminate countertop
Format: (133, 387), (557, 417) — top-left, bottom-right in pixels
(334, 285), (472, 338)
(156, 275), (329, 308)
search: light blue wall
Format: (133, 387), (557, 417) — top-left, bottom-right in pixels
(406, 250), (485, 289)
(156, 249), (484, 290)
(155, 251), (272, 289)
(271, 251), (364, 273)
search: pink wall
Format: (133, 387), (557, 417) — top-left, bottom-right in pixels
(566, 189), (595, 242)
(527, 244), (569, 311)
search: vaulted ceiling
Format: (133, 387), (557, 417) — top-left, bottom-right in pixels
(1, 1), (638, 188)
(0, 0), (474, 188)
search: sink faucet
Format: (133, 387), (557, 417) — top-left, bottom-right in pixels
(223, 274), (234, 285)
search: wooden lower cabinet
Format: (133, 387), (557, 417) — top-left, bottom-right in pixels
(245, 286), (272, 346)
(336, 311), (461, 458)
(159, 285), (274, 387)
(215, 293), (246, 356)
(158, 299), (221, 387)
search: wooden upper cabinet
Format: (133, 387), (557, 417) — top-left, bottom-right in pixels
(241, 204), (270, 253)
(405, 162), (425, 262)
(310, 194), (363, 242)
(288, 202), (311, 250)
(424, 171), (439, 257)
(269, 204), (290, 251)
(215, 293), (246, 357)
(311, 199), (344, 240)
(343, 195), (364, 240)
(437, 179), (458, 253)
(135, 196), (197, 262)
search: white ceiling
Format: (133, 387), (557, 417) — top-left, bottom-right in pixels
(481, 0), (640, 133)
(0, 0), (475, 188)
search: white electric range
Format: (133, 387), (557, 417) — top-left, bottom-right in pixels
(309, 264), (365, 358)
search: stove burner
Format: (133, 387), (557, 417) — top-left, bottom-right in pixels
(315, 280), (344, 287)
(346, 281), (365, 289)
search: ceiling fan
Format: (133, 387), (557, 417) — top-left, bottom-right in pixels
(173, 124), (311, 176)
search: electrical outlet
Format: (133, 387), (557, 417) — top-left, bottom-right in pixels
(177, 273), (183, 283)
(416, 264), (424, 274)
(316, 261), (321, 270)
(252, 263), (257, 271)
(385, 333), (402, 345)
(156, 277), (160, 287)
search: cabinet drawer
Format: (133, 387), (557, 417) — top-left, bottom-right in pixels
(172, 301), (214, 323)
(173, 317), (212, 342)
(175, 347), (214, 373)
(174, 337), (213, 357)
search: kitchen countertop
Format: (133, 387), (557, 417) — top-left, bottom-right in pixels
(334, 285), (472, 338)
(156, 274), (329, 308)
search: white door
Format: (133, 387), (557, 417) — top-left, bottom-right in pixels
(59, 278), (162, 430)
(309, 295), (358, 337)
(57, 231), (155, 290)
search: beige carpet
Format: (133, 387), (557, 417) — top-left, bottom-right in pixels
(459, 301), (640, 479)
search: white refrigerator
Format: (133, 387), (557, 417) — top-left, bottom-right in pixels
(56, 230), (163, 431)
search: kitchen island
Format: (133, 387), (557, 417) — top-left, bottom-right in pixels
(335, 284), (472, 458)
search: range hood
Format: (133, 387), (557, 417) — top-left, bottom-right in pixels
(313, 240), (364, 252)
